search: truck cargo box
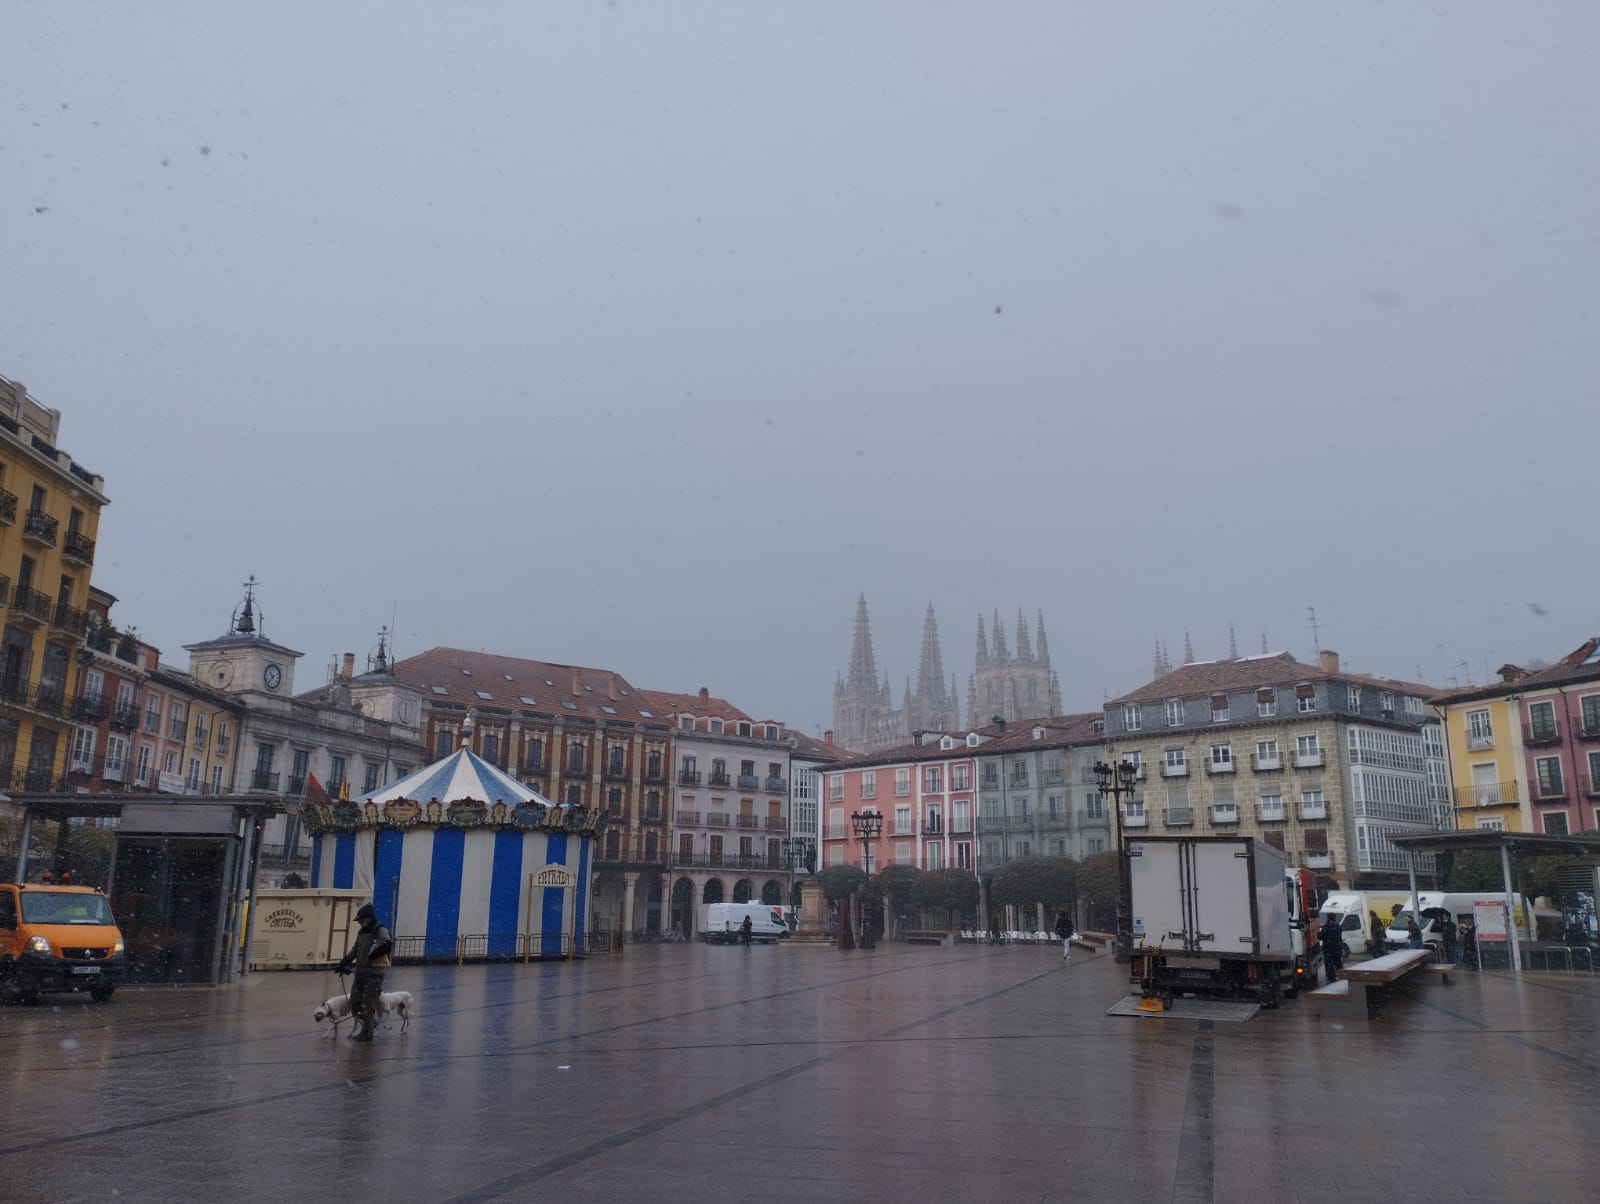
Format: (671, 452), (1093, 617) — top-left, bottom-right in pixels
(1128, 836), (1291, 960)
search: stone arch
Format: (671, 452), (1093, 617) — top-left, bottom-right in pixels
(702, 878), (725, 905)
(672, 878), (696, 936)
(760, 879), (782, 906)
(732, 878), (753, 904)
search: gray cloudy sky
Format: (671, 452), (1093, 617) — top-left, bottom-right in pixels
(6, 3), (1598, 733)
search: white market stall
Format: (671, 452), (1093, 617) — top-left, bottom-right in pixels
(303, 746), (604, 960)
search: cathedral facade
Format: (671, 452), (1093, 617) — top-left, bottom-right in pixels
(967, 609), (1063, 726)
(831, 597), (960, 754)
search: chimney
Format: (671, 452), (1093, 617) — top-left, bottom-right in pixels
(571, 670), (581, 696)
(912, 730), (923, 746)
(342, 652), (355, 679)
(1497, 664), (1526, 683)
(1318, 649), (1340, 675)
(609, 674), (619, 700)
(698, 686), (710, 707)
(992, 715), (1006, 732)
(823, 729), (835, 746)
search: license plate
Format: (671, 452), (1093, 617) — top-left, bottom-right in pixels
(71, 966), (101, 975)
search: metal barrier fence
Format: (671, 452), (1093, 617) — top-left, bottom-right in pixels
(390, 932), (581, 964)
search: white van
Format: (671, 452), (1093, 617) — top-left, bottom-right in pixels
(700, 902), (788, 944)
(1386, 892), (1537, 952)
(1318, 891), (1412, 958)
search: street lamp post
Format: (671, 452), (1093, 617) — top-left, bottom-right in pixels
(850, 810), (882, 949)
(781, 836), (814, 911)
(1093, 758), (1140, 964)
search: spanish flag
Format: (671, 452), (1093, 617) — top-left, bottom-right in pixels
(339, 779), (350, 802)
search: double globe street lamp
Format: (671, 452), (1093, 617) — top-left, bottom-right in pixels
(849, 810), (883, 950)
(1092, 758), (1141, 964)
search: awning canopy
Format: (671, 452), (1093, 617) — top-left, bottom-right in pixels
(1388, 831), (1600, 859)
(359, 747), (560, 808)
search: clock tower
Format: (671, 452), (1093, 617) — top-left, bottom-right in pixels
(183, 577), (303, 702)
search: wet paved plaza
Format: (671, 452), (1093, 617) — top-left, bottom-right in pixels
(3, 940), (1597, 1203)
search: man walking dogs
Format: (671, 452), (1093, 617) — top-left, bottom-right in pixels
(337, 902), (393, 1042)
(1055, 910), (1074, 962)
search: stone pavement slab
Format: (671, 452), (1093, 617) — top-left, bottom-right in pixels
(2, 941), (1597, 1203)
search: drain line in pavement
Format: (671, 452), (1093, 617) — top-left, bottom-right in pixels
(1171, 1019), (1215, 1204)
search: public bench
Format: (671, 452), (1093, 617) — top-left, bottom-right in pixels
(1309, 950), (1431, 1027)
(903, 930), (954, 947)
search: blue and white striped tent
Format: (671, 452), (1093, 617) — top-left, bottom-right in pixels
(305, 748), (601, 960)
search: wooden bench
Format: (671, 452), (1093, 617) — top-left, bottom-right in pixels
(903, 930), (954, 947)
(1078, 930), (1115, 945)
(1424, 962), (1453, 984)
(1313, 950), (1431, 1027)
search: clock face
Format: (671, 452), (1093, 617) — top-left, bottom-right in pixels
(264, 664), (282, 690)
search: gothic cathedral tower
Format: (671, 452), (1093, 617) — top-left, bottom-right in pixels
(831, 597), (960, 753)
(967, 608), (1062, 725)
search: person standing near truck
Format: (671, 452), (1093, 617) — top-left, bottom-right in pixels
(1368, 910), (1386, 958)
(1319, 913), (1345, 981)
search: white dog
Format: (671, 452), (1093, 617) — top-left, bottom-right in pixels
(313, 989), (414, 1038)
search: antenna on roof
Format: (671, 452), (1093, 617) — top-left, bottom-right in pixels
(1307, 606), (1322, 654)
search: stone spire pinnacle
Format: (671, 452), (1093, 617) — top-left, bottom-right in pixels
(846, 594), (878, 691)
(975, 615), (989, 666)
(951, 674), (960, 727)
(915, 604), (948, 702)
(1228, 623), (1238, 660)
(1261, 630), (1269, 655)
(1016, 608), (1032, 661)
(1035, 610), (1050, 667)
(992, 610), (1009, 661)
(1154, 636), (1165, 679)
(1183, 630), (1195, 665)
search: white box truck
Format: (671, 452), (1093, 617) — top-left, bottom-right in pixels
(699, 902), (788, 944)
(1127, 836), (1307, 1009)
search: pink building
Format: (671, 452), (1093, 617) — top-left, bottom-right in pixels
(818, 732), (984, 874)
(1511, 638), (1600, 835)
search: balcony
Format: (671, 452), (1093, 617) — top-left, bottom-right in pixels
(110, 704), (139, 731)
(1040, 811), (1069, 830)
(1580, 722), (1600, 742)
(0, 489), (15, 525)
(678, 770), (702, 786)
(604, 764), (629, 782)
(565, 761), (586, 777)
(51, 601), (90, 641)
(1293, 749), (1325, 769)
(287, 775), (307, 797)
(1298, 800), (1327, 820)
(520, 761), (548, 777)
(977, 816), (1004, 834)
(1466, 733), (1494, 751)
(949, 816), (972, 834)
(1256, 802), (1287, 823)
(1303, 851), (1332, 870)
(1043, 769), (1065, 785)
(1524, 722), (1561, 747)
(193, 731), (209, 750)
(980, 773), (1000, 790)
(1162, 762), (1189, 778)
(10, 586), (52, 627)
(764, 817), (788, 831)
(737, 774), (761, 790)
(708, 772), (731, 788)
(1451, 781), (1519, 809)
(1211, 805), (1240, 825)
(764, 776), (787, 793)
(251, 770), (281, 792)
(327, 779), (346, 798)
(735, 815), (760, 830)
(704, 812), (729, 827)
(644, 767), (667, 784)
(1009, 774), (1029, 789)
(1533, 781), (1567, 803)
(1005, 813), (1032, 830)
(1206, 759), (1235, 776)
(1123, 811), (1149, 829)
(1251, 754), (1282, 772)
(62, 529), (96, 567)
(22, 508), (58, 547)
(924, 820), (945, 836)
(1163, 807), (1193, 827)
(72, 694), (108, 723)
(674, 810), (700, 826)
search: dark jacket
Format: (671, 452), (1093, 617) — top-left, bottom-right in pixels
(1055, 913), (1072, 939)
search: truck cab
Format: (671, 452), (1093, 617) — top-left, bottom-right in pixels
(0, 882), (127, 1003)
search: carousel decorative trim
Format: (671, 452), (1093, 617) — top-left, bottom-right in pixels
(301, 795), (607, 837)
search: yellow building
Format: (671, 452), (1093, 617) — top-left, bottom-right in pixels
(1429, 680), (1527, 832)
(0, 374), (109, 792)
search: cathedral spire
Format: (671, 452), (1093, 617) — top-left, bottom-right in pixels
(915, 604), (948, 702)
(846, 594), (878, 691)
(1154, 636), (1165, 679)
(1183, 630), (1195, 665)
(1016, 608), (1032, 661)
(975, 615), (989, 667)
(1261, 629), (1269, 655)
(951, 673), (960, 727)
(1035, 610), (1050, 667)
(1228, 623), (1238, 660)
(992, 610), (1009, 661)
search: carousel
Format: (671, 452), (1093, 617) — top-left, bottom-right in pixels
(303, 735), (606, 960)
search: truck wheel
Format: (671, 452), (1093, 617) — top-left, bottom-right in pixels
(90, 984), (116, 1003)
(1258, 974), (1282, 1010)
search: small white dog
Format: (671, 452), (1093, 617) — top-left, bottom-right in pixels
(313, 989), (415, 1038)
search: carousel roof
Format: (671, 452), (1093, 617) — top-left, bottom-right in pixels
(359, 747), (560, 808)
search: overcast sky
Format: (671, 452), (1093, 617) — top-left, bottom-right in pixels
(6, 3), (1598, 734)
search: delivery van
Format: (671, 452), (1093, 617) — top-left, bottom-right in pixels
(700, 901), (788, 943)
(1318, 891), (1411, 958)
(0, 881), (127, 1002)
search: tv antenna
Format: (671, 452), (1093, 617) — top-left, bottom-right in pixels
(1306, 606), (1323, 654)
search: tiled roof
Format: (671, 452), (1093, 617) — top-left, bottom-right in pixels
(813, 727), (1006, 771)
(637, 688), (753, 724)
(976, 713), (1106, 753)
(391, 647), (661, 725)
(1433, 638), (1600, 704)
(1111, 653), (1435, 706)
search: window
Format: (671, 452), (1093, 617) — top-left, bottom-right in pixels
(1124, 750), (1142, 777)
(1166, 699), (1184, 726)
(168, 701), (186, 740)
(329, 756), (346, 791)
(291, 748), (310, 792)
(434, 729), (453, 759)
(828, 807), (845, 838)
(1261, 830), (1285, 852)
(1085, 836), (1105, 855)
(679, 715), (694, 731)
(482, 733), (500, 764)
(1123, 704), (1141, 731)
(211, 764), (224, 793)
(1009, 761), (1028, 787)
(955, 842), (972, 870)
(828, 775), (843, 802)
(1085, 791), (1104, 820)
(610, 746), (626, 774)
(1300, 789), (1325, 818)
(215, 719), (230, 754)
(135, 744), (152, 785)
(1258, 792), (1284, 821)
(1380, 691), (1395, 713)
(566, 784), (582, 806)
(567, 742), (584, 773)
(1535, 756), (1564, 798)
(645, 790), (661, 820)
(1295, 734), (1320, 759)
(1257, 689), (1277, 718)
(1544, 811), (1570, 836)
(765, 724), (778, 740)
(84, 669), (104, 703)
(1255, 739), (1280, 767)
(860, 770), (876, 799)
(709, 719), (723, 734)
(1210, 694), (1229, 723)
(926, 843), (943, 870)
(70, 726), (95, 771)
(1404, 695), (1424, 715)
(1347, 685), (1362, 711)
(105, 735), (127, 779)
(527, 739), (545, 770)
(894, 767), (911, 796)
(1296, 684), (1316, 712)
(894, 805), (911, 835)
(1209, 743), (1232, 771)
(1477, 816), (1504, 831)
(1581, 694), (1600, 736)
(163, 749), (178, 775)
(737, 722), (751, 737)
(1528, 700), (1557, 740)
(1589, 750), (1600, 793)
(1467, 709), (1492, 747)
(924, 765), (942, 793)
(364, 762), (380, 792)
(1164, 748), (1186, 775)
(951, 763), (970, 791)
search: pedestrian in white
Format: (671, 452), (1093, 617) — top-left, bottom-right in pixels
(1055, 910), (1073, 962)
